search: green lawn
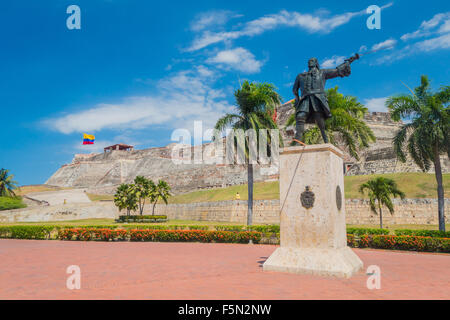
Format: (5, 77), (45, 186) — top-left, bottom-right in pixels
(344, 172), (450, 199)
(169, 181), (280, 204)
(86, 193), (114, 201)
(167, 172), (450, 204)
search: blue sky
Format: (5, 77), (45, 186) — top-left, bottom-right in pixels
(0, 0), (449, 185)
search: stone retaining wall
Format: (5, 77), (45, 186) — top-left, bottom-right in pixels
(0, 199), (448, 225)
(154, 198), (449, 225)
(0, 202), (118, 223)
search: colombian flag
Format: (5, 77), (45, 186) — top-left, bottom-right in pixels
(83, 134), (95, 145)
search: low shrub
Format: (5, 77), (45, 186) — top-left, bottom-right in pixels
(347, 234), (357, 247)
(370, 235), (450, 252)
(247, 225), (280, 233)
(394, 229), (450, 238)
(0, 226), (53, 239)
(116, 215), (168, 223)
(215, 225), (245, 231)
(58, 228), (261, 244)
(346, 227), (389, 236)
(0, 197), (27, 211)
(187, 225), (209, 230)
(347, 234), (450, 253)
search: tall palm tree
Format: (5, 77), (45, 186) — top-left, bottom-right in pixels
(359, 177), (405, 229)
(286, 86), (375, 160)
(215, 80), (282, 226)
(151, 180), (171, 215)
(0, 169), (19, 197)
(387, 75), (449, 231)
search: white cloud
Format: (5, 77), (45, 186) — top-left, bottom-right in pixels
(373, 32), (450, 65)
(43, 67), (234, 134)
(321, 55), (346, 68)
(206, 47), (263, 73)
(364, 97), (388, 112)
(187, 7), (371, 52)
(371, 38), (397, 51)
(372, 11), (450, 65)
(359, 45), (368, 52)
(415, 32), (450, 51)
(401, 12), (450, 41)
(190, 10), (241, 32)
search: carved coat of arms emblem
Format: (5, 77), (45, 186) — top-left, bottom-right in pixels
(300, 186), (315, 209)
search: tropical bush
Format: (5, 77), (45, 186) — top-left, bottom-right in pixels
(113, 178), (172, 216)
(0, 196), (26, 211)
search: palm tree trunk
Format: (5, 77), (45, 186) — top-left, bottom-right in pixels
(433, 143), (446, 232)
(378, 200), (383, 229)
(247, 163), (253, 226)
(152, 200), (158, 216)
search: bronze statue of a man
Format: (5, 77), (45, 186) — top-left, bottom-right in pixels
(292, 55), (358, 144)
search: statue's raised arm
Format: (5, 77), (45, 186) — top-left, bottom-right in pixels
(323, 53), (359, 80)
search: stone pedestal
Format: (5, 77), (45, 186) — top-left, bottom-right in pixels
(263, 144), (363, 278)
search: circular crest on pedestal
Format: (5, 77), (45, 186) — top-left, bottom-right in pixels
(336, 185), (342, 211)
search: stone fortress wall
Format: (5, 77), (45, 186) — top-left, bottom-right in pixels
(46, 103), (450, 194)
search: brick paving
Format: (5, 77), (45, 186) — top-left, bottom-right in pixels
(0, 239), (448, 300)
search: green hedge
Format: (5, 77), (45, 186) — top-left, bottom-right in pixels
(346, 227), (389, 236)
(0, 197), (27, 211)
(116, 215), (168, 223)
(394, 229), (450, 238)
(0, 226), (54, 239)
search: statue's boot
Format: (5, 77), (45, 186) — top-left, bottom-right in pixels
(292, 117), (306, 146)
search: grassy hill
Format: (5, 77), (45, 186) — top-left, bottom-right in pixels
(15, 185), (66, 196)
(169, 172), (450, 204)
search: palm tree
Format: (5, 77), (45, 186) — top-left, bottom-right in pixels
(359, 177), (405, 229)
(151, 180), (171, 215)
(286, 86), (376, 160)
(0, 169), (19, 197)
(131, 176), (154, 215)
(215, 80), (282, 226)
(114, 183), (138, 216)
(387, 75), (449, 231)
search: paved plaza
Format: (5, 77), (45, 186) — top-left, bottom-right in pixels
(0, 239), (448, 300)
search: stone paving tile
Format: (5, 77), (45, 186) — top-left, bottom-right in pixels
(0, 240), (448, 300)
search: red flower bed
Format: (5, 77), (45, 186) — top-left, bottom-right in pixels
(346, 234), (450, 253)
(58, 228), (262, 244)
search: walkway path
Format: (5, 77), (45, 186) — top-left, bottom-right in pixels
(27, 189), (91, 205)
(0, 240), (448, 299)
